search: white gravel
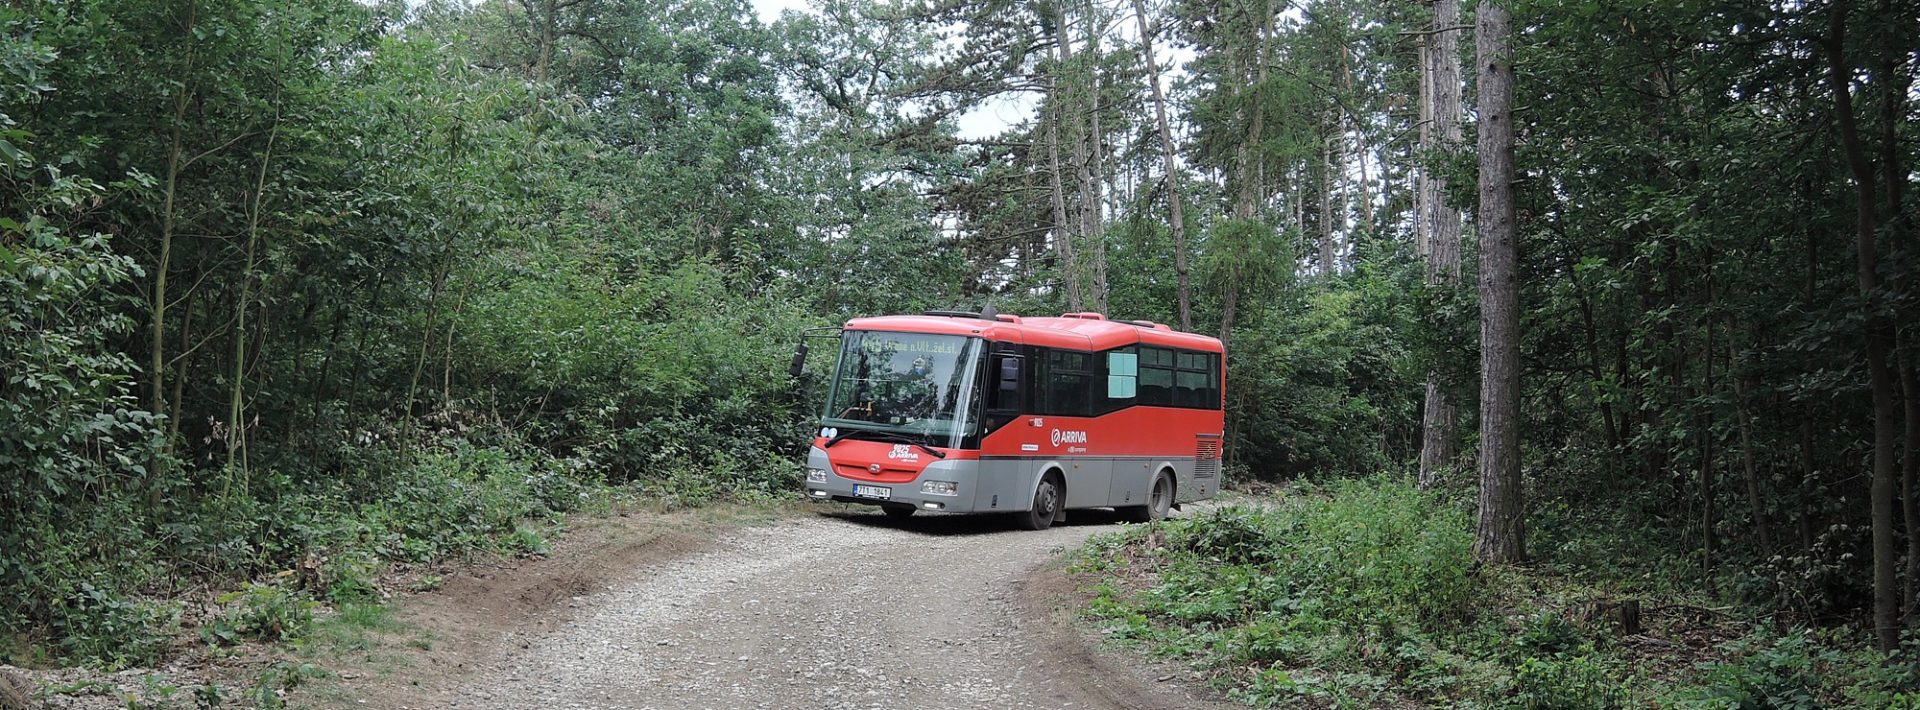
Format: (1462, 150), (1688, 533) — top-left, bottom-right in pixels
(398, 511), (1216, 710)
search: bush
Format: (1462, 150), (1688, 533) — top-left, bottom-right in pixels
(1080, 478), (1479, 706)
(202, 584), (316, 647)
(1511, 650), (1627, 710)
(53, 585), (180, 671)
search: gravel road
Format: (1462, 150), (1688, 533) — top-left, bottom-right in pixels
(382, 509), (1228, 710)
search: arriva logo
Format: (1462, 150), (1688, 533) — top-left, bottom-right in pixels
(886, 444), (919, 462)
(1049, 429), (1088, 447)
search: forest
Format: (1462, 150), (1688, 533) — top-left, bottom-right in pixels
(1, 0), (1916, 705)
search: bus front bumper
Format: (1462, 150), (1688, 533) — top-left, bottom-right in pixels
(802, 448), (984, 512)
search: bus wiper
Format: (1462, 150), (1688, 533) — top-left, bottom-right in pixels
(822, 429), (947, 459)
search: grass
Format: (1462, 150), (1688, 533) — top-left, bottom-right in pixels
(1072, 477), (1918, 709)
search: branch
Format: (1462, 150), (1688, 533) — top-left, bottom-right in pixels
(1400, 24), (1473, 37)
(180, 130), (262, 171)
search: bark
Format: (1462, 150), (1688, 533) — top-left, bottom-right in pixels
(1417, 0), (1465, 488)
(166, 285), (196, 449)
(1414, 30), (1431, 259)
(150, 1), (197, 468)
(1881, 41), (1912, 625)
(1044, 72), (1084, 311)
(1235, 0), (1270, 223)
(1129, 0), (1190, 330)
(1318, 135), (1336, 274)
(1702, 308), (1716, 573)
(1081, 0), (1109, 314)
(1472, 0), (1524, 564)
(1060, 8), (1090, 299)
(1822, 0), (1899, 652)
(1881, 26), (1915, 627)
(1902, 354), (1919, 625)
(1730, 339), (1773, 555)
(1340, 46), (1371, 232)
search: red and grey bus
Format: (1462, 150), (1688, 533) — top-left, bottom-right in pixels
(796, 310), (1225, 529)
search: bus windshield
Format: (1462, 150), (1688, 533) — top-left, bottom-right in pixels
(823, 331), (983, 446)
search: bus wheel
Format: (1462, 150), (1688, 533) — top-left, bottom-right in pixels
(1019, 473), (1063, 531)
(882, 505), (916, 520)
(1120, 471), (1174, 523)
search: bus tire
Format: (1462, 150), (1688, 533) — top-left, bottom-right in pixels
(882, 504), (916, 519)
(1120, 471), (1174, 523)
(1018, 472), (1064, 531)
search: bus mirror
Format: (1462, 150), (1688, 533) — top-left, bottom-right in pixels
(788, 342), (809, 380)
(997, 357), (1020, 395)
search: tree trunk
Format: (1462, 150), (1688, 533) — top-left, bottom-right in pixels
(406, 258), (452, 416)
(1702, 308), (1717, 575)
(1080, 0), (1109, 314)
(1052, 4), (1099, 312)
(1044, 72), (1084, 311)
(1472, 0), (1524, 564)
(1730, 339), (1773, 555)
(1414, 30), (1431, 259)
(1042, 8), (1084, 312)
(1235, 0), (1269, 224)
(227, 121), (277, 489)
(1879, 23), (1915, 628)
(150, 3), (197, 470)
(1902, 353), (1919, 625)
(1318, 134), (1336, 274)
(1418, 0), (1465, 488)
(1822, 0), (1899, 652)
(1129, 0), (1190, 330)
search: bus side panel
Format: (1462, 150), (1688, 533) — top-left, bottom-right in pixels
(1064, 458), (1113, 509)
(1110, 459), (1150, 507)
(1172, 458), (1200, 503)
(975, 458), (1046, 512)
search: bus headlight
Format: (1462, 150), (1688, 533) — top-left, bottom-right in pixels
(807, 468), (829, 483)
(920, 480), (958, 496)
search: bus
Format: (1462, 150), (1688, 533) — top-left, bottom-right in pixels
(795, 310), (1225, 529)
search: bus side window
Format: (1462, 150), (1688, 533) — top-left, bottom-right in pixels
(1208, 352), (1223, 409)
(1139, 347), (1175, 406)
(1173, 351), (1207, 408)
(1045, 350), (1094, 416)
(1105, 349), (1137, 403)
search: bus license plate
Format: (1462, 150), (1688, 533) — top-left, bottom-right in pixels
(852, 484), (891, 500)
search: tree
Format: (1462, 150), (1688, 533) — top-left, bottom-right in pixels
(1416, 0), (1464, 488)
(1472, 0), (1522, 564)
(1820, 0), (1900, 652)
(1130, 0), (1192, 330)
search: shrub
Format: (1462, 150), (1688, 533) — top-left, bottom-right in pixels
(202, 584), (316, 646)
(1080, 477), (1479, 706)
(1511, 650), (1628, 710)
(53, 584), (179, 671)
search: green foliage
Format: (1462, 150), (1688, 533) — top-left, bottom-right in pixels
(0, 18), (169, 645)
(1511, 650), (1627, 710)
(203, 584), (316, 647)
(1079, 479), (1481, 706)
(1665, 629), (1920, 710)
(1082, 479), (1916, 707)
(52, 586), (179, 672)
(246, 661), (329, 709)
(1225, 274), (1421, 478)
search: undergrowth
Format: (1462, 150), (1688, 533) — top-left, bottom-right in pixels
(1074, 477), (1919, 709)
(1, 432), (801, 673)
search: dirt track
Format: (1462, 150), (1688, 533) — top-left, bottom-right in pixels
(332, 507), (1230, 710)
